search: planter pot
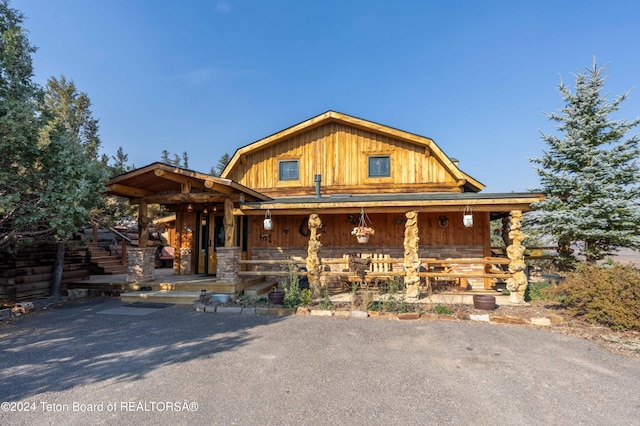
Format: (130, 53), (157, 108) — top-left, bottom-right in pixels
(357, 235), (369, 244)
(473, 295), (496, 310)
(268, 289), (285, 305)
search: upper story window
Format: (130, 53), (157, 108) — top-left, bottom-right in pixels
(368, 155), (390, 177)
(278, 159), (299, 181)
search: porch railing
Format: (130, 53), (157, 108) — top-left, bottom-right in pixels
(237, 257), (513, 280)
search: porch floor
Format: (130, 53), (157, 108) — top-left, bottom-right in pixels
(68, 268), (511, 306)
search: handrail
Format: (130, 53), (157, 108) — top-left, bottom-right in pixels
(108, 227), (135, 246)
(236, 256), (515, 280)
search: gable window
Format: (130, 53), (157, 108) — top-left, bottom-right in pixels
(278, 160), (299, 181)
(368, 155), (390, 177)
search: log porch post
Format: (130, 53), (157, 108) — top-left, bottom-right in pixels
(404, 211), (421, 298)
(506, 210), (528, 304)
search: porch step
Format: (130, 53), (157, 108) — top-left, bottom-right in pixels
(120, 290), (202, 305)
(243, 280), (278, 298)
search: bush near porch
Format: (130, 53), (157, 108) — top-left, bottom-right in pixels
(544, 263), (640, 331)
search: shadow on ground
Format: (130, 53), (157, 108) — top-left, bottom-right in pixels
(0, 298), (282, 401)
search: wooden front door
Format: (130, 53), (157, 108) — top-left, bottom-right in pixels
(196, 212), (217, 274)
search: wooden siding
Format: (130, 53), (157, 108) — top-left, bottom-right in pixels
(227, 122), (461, 197)
(247, 211), (489, 252)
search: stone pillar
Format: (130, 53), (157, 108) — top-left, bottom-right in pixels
(179, 248), (192, 275)
(403, 211), (421, 298)
(506, 210), (528, 304)
(126, 247), (156, 282)
(306, 213), (323, 298)
(217, 246), (241, 283)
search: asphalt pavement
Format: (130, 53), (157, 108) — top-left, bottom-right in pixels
(1, 297), (639, 426)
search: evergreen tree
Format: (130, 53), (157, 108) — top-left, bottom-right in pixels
(0, 0), (45, 249)
(42, 75), (101, 158)
(211, 153), (231, 176)
(110, 146), (132, 176)
(1, 1), (106, 297)
(530, 60), (640, 265)
(181, 150), (189, 169)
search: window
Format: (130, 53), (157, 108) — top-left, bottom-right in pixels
(278, 160), (299, 181)
(368, 155), (390, 177)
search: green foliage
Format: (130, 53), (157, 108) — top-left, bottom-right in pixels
(524, 281), (553, 302)
(281, 260), (301, 309)
(160, 150), (189, 168)
(530, 60), (640, 266)
(435, 304), (453, 315)
(300, 288), (312, 307)
(211, 153), (231, 177)
(382, 294), (409, 314)
(546, 263), (640, 331)
(318, 288), (333, 310)
(1, 2), (106, 251)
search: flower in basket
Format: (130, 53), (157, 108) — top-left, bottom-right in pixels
(351, 226), (375, 237)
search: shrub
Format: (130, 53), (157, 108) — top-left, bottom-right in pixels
(546, 263), (640, 331)
(525, 281), (553, 301)
(300, 288), (312, 307)
(281, 260), (301, 309)
(435, 305), (453, 315)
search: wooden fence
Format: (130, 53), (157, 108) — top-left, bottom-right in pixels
(0, 245), (90, 303)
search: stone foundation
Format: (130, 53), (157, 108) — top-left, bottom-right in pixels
(126, 248), (156, 282)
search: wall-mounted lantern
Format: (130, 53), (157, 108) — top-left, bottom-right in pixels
(263, 209), (273, 230)
(187, 204), (193, 214)
(463, 205), (473, 228)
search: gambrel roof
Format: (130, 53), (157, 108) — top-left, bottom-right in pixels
(221, 111), (484, 193)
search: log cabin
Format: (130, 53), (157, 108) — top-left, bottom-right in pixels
(105, 111), (543, 301)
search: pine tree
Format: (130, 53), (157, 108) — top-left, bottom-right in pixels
(211, 153), (231, 176)
(0, 0), (46, 249)
(1, 1), (106, 297)
(530, 59), (640, 265)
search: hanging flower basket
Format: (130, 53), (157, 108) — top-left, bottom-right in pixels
(357, 235), (370, 244)
(351, 208), (374, 243)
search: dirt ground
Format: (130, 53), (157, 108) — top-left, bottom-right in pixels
(461, 300), (640, 358)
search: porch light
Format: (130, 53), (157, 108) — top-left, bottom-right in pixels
(463, 205), (473, 228)
(264, 209), (273, 230)
(203, 206), (209, 215)
(187, 204), (193, 213)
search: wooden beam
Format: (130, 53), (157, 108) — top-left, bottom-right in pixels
(139, 201), (149, 248)
(131, 192), (232, 205)
(105, 183), (154, 198)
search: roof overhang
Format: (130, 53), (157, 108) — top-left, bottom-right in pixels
(104, 162), (271, 204)
(236, 192), (545, 216)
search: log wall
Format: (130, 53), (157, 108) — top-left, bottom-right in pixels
(226, 122), (461, 197)
(0, 245), (90, 303)
(248, 212), (489, 249)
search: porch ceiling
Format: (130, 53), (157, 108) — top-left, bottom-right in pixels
(236, 192), (545, 215)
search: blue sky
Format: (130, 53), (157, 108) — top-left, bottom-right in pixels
(15, 0), (640, 192)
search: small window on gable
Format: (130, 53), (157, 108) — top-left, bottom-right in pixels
(368, 155), (390, 177)
(278, 160), (299, 181)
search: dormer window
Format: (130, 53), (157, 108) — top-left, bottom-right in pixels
(278, 159), (299, 181)
(368, 155), (390, 177)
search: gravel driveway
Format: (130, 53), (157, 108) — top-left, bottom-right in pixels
(1, 298), (639, 425)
